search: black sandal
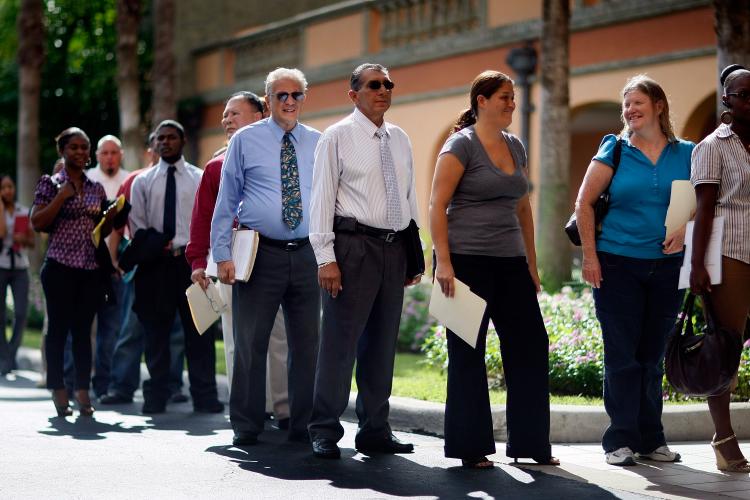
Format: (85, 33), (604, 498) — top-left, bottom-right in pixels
(462, 457), (494, 469)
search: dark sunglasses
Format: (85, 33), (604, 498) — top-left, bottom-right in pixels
(726, 90), (750, 102)
(273, 91), (305, 103)
(364, 79), (395, 91)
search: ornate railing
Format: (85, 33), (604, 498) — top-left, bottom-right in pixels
(377, 0), (482, 49)
(233, 28), (303, 82)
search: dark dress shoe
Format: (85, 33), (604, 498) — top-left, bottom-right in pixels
(141, 400), (166, 414)
(312, 438), (341, 459)
(273, 417), (290, 430)
(98, 393), (133, 405)
(232, 432), (258, 446)
(288, 430), (310, 443)
(169, 393), (189, 404)
(355, 434), (414, 454)
(194, 400), (224, 413)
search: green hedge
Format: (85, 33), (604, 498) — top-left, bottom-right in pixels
(419, 285), (750, 402)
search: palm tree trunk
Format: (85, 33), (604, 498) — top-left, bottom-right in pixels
(714, 0), (750, 121)
(537, 0), (571, 290)
(16, 0), (44, 207)
(116, 0), (143, 171)
(151, 0), (176, 125)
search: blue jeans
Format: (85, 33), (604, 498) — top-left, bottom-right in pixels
(92, 276), (126, 397)
(593, 252), (683, 454)
(0, 268), (29, 374)
(106, 279), (185, 398)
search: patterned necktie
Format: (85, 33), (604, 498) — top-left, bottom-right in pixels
(280, 132), (302, 229)
(163, 165), (176, 239)
(375, 128), (402, 230)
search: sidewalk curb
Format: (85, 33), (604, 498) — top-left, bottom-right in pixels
(20, 347), (750, 443)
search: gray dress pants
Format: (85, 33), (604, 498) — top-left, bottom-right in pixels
(230, 241), (319, 437)
(308, 232), (406, 443)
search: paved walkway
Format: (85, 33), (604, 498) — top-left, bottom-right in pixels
(4, 366), (750, 498)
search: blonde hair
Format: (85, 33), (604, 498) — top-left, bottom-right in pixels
(619, 75), (676, 142)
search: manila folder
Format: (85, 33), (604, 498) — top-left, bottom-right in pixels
(664, 180), (696, 236)
(186, 281), (226, 335)
(429, 278), (487, 349)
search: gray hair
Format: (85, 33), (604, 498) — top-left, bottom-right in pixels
(265, 68), (308, 96)
(97, 134), (122, 151)
(350, 63), (388, 91)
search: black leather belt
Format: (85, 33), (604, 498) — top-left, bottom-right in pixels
(259, 235), (309, 251)
(334, 216), (403, 243)
(165, 246), (186, 257)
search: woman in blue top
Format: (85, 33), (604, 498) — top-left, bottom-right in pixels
(575, 75), (693, 466)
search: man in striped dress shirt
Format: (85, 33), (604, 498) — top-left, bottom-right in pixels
(308, 63), (421, 459)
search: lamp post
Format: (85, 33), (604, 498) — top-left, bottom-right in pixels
(506, 42), (538, 156)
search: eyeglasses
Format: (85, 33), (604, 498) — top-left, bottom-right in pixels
(726, 90), (750, 102)
(364, 79), (395, 91)
(272, 91), (305, 103)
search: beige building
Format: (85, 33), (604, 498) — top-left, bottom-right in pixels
(176, 0), (718, 224)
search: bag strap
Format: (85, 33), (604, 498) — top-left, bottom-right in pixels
(602, 138), (623, 196)
(676, 291), (695, 337)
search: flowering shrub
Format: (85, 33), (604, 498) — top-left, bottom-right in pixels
(420, 283), (750, 402)
(397, 282), (437, 352)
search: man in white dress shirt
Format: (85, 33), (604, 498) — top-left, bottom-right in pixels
(308, 63), (421, 459)
(130, 120), (222, 415)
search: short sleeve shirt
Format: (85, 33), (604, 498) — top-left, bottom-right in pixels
(594, 134), (694, 259)
(691, 124), (750, 264)
(0, 203), (30, 270)
(33, 169), (106, 269)
(439, 126), (529, 257)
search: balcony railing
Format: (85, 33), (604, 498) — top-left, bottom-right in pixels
(233, 27), (303, 82)
(378, 0), (482, 49)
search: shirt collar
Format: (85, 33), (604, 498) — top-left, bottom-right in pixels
(55, 166), (96, 186)
(352, 107), (389, 139)
(716, 123), (734, 139)
(268, 117), (300, 143)
(156, 157), (185, 172)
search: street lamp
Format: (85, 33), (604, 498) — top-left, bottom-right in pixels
(506, 42), (537, 156)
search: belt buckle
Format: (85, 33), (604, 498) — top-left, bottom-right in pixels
(285, 241), (298, 251)
(384, 232), (396, 243)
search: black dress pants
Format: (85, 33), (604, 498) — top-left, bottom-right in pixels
(41, 259), (101, 391)
(136, 254), (218, 406)
(444, 253), (551, 460)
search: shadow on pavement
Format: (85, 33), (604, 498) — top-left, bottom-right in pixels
(39, 416), (150, 440)
(206, 431), (622, 499)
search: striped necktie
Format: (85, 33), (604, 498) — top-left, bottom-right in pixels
(375, 128), (402, 231)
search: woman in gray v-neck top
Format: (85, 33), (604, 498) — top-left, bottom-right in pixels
(429, 70), (555, 469)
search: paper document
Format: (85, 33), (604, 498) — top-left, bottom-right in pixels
(664, 180), (696, 236)
(206, 228), (259, 282)
(678, 216), (724, 289)
(428, 278), (487, 349)
(186, 281), (227, 334)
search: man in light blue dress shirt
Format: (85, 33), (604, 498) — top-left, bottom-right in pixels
(211, 68), (321, 446)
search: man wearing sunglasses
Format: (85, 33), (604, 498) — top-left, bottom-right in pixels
(308, 63), (420, 459)
(211, 68), (321, 447)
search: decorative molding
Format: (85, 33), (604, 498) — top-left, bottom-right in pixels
(571, 46), (715, 76)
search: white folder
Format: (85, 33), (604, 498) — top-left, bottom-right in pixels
(664, 180), (696, 236)
(428, 278), (487, 349)
(678, 216), (724, 290)
(186, 281), (227, 334)
(206, 228), (259, 282)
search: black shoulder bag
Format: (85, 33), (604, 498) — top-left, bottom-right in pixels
(665, 292), (744, 397)
(564, 138), (622, 246)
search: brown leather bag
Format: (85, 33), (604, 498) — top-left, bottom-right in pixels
(665, 293), (743, 397)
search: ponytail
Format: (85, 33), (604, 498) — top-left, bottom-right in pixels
(452, 108), (476, 133)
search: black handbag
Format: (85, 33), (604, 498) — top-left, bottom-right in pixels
(564, 138), (622, 246)
(665, 293), (743, 397)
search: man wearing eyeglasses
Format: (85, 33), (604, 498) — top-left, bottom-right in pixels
(211, 68), (321, 446)
(308, 63), (420, 459)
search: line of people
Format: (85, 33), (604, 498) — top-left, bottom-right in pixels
(26, 61), (749, 472)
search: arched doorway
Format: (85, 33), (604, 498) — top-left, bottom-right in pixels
(682, 92), (717, 144)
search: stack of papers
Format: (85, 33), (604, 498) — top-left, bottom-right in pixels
(678, 216), (724, 289)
